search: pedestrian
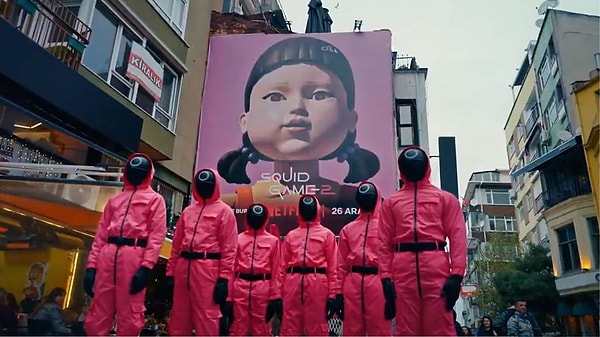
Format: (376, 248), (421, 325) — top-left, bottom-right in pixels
(477, 316), (497, 336)
(378, 146), (467, 336)
(276, 194), (341, 336)
(165, 168), (238, 336)
(337, 181), (390, 336)
(83, 153), (167, 336)
(228, 203), (282, 336)
(507, 300), (535, 337)
(495, 298), (542, 336)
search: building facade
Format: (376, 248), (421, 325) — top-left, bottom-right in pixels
(459, 170), (517, 327)
(504, 9), (599, 336)
(573, 58), (600, 218)
(0, 0), (222, 319)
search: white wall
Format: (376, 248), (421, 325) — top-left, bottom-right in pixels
(393, 69), (430, 153)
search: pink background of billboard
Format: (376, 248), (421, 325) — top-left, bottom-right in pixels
(195, 31), (398, 198)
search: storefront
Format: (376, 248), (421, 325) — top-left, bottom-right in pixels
(557, 292), (599, 336)
(0, 13), (184, 322)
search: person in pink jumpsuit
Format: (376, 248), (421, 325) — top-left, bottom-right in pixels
(83, 153), (167, 336)
(275, 194), (341, 336)
(338, 181), (391, 336)
(226, 203), (282, 336)
(378, 146), (467, 336)
(165, 168), (238, 336)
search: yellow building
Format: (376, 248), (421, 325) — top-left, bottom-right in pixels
(573, 67), (600, 218)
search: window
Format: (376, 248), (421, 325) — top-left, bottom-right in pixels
(516, 203), (524, 222)
(148, 0), (188, 35)
(476, 172), (500, 182)
(507, 137), (516, 158)
(83, 3), (181, 131)
(396, 100), (418, 148)
(557, 224), (581, 272)
(545, 95), (558, 127)
(484, 189), (512, 205)
(538, 55), (551, 89)
(588, 217), (599, 269)
(489, 216), (517, 232)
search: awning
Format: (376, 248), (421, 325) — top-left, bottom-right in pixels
(511, 136), (582, 177)
(573, 297), (598, 316)
(556, 301), (573, 316)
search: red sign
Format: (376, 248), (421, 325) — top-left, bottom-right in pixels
(460, 284), (478, 297)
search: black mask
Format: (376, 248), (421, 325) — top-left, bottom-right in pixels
(398, 148), (429, 182)
(299, 195), (318, 222)
(195, 169), (216, 199)
(246, 204), (268, 230)
(356, 182), (378, 212)
(124, 155), (151, 186)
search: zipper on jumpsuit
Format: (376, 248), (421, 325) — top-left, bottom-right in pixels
(113, 189), (137, 285)
(187, 203), (206, 289)
(300, 226), (310, 305)
(412, 184), (423, 297)
(360, 214), (371, 330)
(247, 231), (258, 334)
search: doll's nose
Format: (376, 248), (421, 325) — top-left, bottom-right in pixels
(289, 98), (308, 116)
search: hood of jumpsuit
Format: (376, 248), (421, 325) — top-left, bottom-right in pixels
(191, 168), (222, 203)
(397, 145), (432, 188)
(297, 194), (322, 228)
(122, 152), (155, 189)
(356, 181), (383, 221)
(245, 203), (270, 234)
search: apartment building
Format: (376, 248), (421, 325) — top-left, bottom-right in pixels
(459, 170), (517, 327)
(573, 57), (600, 217)
(0, 0), (222, 316)
(503, 9), (599, 336)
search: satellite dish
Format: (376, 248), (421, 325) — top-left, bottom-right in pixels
(469, 199), (480, 207)
(547, 0), (560, 8)
(557, 130), (573, 141)
(537, 2), (549, 16)
(535, 18), (544, 28)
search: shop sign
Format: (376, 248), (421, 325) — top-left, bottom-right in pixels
(126, 42), (163, 102)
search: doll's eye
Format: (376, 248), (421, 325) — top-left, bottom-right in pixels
(262, 92), (286, 102)
(311, 91), (334, 100)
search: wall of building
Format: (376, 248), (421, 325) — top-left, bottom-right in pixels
(574, 76), (600, 217)
(161, 0), (223, 182)
(393, 69), (429, 153)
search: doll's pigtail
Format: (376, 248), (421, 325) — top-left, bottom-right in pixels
(217, 133), (266, 184)
(321, 131), (380, 183)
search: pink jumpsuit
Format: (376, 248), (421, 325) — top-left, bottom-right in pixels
(275, 195), (338, 336)
(229, 208), (281, 336)
(85, 153), (167, 336)
(166, 169), (238, 336)
(337, 184), (390, 336)
(378, 146), (467, 336)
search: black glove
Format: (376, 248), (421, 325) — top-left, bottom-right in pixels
(440, 274), (463, 311)
(83, 268), (96, 298)
(130, 266), (152, 295)
(326, 297), (338, 320)
(220, 301), (233, 322)
(381, 278), (396, 301)
(265, 298), (283, 323)
(384, 299), (396, 320)
(213, 278), (229, 305)
(164, 276), (174, 300)
(334, 294), (344, 321)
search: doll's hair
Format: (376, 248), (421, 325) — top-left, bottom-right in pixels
(217, 36), (379, 184)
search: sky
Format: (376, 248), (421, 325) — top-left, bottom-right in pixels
(278, 0), (600, 197)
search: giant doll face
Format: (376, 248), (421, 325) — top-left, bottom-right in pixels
(241, 64), (357, 161)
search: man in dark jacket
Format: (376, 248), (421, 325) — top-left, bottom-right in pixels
(494, 299), (542, 336)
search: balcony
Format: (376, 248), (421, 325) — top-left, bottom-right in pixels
(524, 107), (540, 140)
(0, 0), (91, 70)
(542, 177), (592, 209)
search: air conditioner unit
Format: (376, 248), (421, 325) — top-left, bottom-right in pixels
(540, 130), (551, 145)
(61, 174), (100, 211)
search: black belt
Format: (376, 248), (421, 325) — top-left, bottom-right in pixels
(180, 251), (222, 260)
(394, 242), (446, 252)
(107, 237), (147, 247)
(237, 273), (271, 281)
(351, 266), (378, 275)
(287, 266), (326, 274)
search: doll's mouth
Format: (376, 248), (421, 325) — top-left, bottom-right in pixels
(282, 119), (312, 131)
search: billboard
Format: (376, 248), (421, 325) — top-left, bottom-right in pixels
(196, 31), (396, 235)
